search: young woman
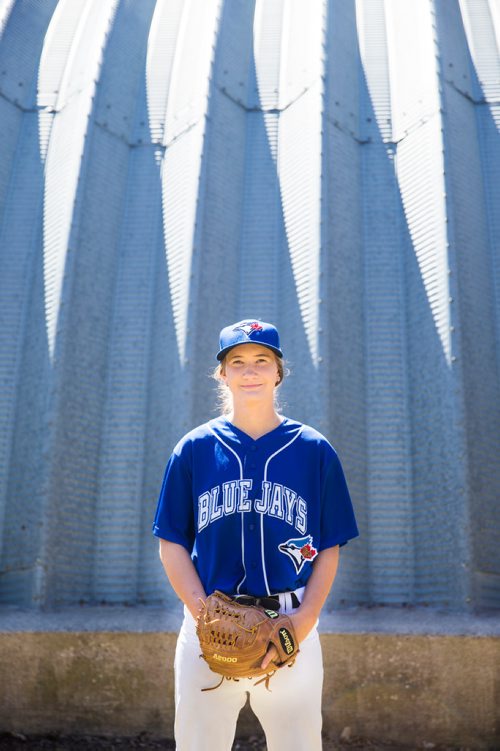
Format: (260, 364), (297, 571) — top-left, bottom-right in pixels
(153, 319), (358, 751)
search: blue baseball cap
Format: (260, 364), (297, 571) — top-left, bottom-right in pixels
(217, 320), (283, 361)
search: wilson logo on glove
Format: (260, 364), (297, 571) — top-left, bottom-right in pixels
(264, 609), (279, 619)
(279, 627), (295, 656)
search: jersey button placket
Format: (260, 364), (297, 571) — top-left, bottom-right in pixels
(243, 443), (263, 594)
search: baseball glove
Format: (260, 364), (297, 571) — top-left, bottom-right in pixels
(196, 590), (299, 691)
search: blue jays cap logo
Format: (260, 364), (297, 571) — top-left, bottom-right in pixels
(234, 321), (263, 337)
(278, 535), (318, 574)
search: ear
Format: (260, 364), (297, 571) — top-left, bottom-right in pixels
(274, 361), (281, 386)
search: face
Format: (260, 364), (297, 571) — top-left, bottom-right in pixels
(220, 344), (280, 403)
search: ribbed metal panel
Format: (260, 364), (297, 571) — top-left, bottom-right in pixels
(279, 1), (324, 368)
(0, 0), (498, 612)
(238, 0), (284, 320)
(435, 0), (500, 610)
(239, 108), (282, 316)
(160, 0), (221, 364)
(394, 0), (469, 607)
(357, 0), (415, 604)
(355, 0), (392, 142)
(90, 0), (159, 604)
(41, 0), (119, 356)
(321, 0), (368, 605)
(35, 0), (123, 606)
(145, 0), (184, 144)
(0, 0), (59, 605)
(459, 0), (500, 384)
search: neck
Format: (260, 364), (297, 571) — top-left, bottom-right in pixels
(228, 402), (282, 440)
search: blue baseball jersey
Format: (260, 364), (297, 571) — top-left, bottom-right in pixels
(152, 416), (359, 598)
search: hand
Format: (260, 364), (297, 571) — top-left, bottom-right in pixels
(261, 644), (279, 670)
(260, 608), (317, 670)
(190, 593), (207, 621)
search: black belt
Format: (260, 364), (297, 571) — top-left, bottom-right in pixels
(233, 591), (301, 611)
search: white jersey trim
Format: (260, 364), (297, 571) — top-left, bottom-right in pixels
(260, 427), (304, 595)
(209, 427), (247, 593)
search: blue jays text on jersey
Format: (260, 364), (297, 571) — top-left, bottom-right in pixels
(153, 416), (359, 598)
(197, 479), (308, 534)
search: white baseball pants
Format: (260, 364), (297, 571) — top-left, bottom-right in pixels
(173, 599), (324, 750)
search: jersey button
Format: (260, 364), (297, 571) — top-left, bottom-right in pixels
(249, 463), (256, 469)
(250, 445), (257, 452)
(251, 562), (257, 569)
(249, 523), (255, 531)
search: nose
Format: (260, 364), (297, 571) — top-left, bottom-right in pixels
(242, 363), (257, 376)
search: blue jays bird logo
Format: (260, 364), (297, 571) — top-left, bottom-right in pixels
(278, 535), (318, 574)
(234, 321), (263, 337)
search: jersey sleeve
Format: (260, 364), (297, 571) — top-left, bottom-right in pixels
(152, 441), (195, 553)
(320, 449), (359, 549)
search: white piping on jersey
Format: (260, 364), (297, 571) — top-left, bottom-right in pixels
(260, 427), (303, 595)
(208, 427), (247, 593)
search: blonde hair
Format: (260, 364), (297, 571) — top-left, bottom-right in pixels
(212, 354), (286, 415)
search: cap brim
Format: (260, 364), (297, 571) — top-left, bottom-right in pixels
(217, 342), (283, 361)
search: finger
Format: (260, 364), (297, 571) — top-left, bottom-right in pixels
(261, 645), (278, 670)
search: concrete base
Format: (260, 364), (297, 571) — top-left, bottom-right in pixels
(0, 606), (498, 748)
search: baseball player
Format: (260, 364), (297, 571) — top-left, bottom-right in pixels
(153, 319), (359, 751)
